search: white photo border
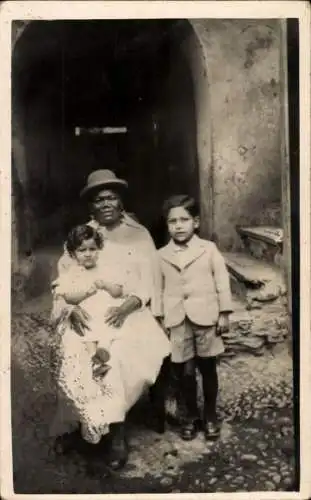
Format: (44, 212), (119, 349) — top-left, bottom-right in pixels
(1, 1), (310, 499)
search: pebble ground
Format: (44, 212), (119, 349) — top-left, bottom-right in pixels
(11, 298), (296, 494)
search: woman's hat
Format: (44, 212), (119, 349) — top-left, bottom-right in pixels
(80, 169), (128, 198)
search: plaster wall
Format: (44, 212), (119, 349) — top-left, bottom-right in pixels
(190, 19), (282, 250)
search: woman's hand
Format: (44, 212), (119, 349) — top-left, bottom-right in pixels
(104, 307), (126, 328)
(216, 312), (230, 336)
(105, 296), (141, 328)
(69, 305), (91, 336)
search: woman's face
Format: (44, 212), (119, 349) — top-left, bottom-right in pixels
(91, 188), (123, 227)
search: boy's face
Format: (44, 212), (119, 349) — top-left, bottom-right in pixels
(167, 206), (199, 244)
(74, 238), (99, 269)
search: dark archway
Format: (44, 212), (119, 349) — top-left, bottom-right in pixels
(12, 20), (200, 258)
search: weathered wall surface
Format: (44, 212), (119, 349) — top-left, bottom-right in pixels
(190, 19), (282, 250)
(12, 20), (283, 264)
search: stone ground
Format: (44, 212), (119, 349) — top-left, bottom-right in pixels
(11, 292), (296, 494)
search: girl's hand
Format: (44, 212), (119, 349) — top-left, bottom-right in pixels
(95, 279), (107, 290)
(216, 312), (230, 336)
(104, 307), (126, 328)
(63, 285), (97, 305)
(95, 280), (123, 298)
(69, 305), (91, 336)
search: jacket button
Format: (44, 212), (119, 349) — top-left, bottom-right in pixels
(183, 293), (189, 299)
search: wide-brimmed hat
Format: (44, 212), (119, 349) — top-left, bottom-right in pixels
(80, 169), (128, 198)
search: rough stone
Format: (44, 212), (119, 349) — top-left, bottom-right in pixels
(265, 480), (276, 490)
(160, 477), (173, 487)
(241, 454), (258, 462)
(272, 474), (281, 484)
(257, 442), (269, 451)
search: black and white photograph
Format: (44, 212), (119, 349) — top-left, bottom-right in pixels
(1, 1), (310, 498)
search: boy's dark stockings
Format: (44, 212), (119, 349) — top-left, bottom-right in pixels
(197, 356), (221, 440)
(196, 356), (218, 421)
(172, 359), (200, 440)
(172, 357), (220, 441)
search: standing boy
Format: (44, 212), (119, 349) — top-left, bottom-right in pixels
(158, 195), (232, 441)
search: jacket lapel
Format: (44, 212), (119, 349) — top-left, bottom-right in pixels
(182, 237), (207, 269)
(161, 236), (207, 270)
(160, 241), (182, 270)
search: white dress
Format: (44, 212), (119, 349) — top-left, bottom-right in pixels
(55, 262), (128, 350)
(50, 241), (170, 444)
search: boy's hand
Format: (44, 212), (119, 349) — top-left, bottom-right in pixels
(216, 312), (230, 335)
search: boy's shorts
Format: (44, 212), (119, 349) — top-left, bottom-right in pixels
(169, 317), (225, 363)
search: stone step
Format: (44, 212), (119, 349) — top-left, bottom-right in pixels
(222, 296), (288, 357)
(236, 225), (283, 266)
(224, 251), (286, 309)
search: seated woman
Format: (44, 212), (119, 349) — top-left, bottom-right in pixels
(50, 170), (170, 471)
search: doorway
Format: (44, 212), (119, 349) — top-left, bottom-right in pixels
(12, 20), (200, 254)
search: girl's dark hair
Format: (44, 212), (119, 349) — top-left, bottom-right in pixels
(66, 224), (103, 257)
(162, 195), (200, 219)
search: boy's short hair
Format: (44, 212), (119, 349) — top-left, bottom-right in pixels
(66, 224), (103, 257)
(162, 195), (200, 219)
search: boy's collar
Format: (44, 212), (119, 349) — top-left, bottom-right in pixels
(170, 234), (200, 252)
(162, 234), (206, 269)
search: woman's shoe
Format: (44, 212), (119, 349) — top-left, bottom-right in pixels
(149, 383), (166, 434)
(53, 429), (82, 455)
(203, 420), (221, 441)
(181, 419), (199, 441)
(107, 423), (128, 470)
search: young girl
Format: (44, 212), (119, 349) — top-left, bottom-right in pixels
(158, 195), (233, 442)
(54, 225), (130, 375)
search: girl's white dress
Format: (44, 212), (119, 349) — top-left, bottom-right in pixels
(50, 241), (170, 444)
(55, 260), (134, 350)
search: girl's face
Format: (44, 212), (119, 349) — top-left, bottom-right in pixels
(74, 238), (99, 269)
(167, 206), (199, 244)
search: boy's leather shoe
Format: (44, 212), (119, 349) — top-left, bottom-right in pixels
(54, 429), (82, 454)
(181, 418), (200, 441)
(203, 420), (221, 441)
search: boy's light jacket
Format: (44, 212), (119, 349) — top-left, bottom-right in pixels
(158, 235), (233, 328)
